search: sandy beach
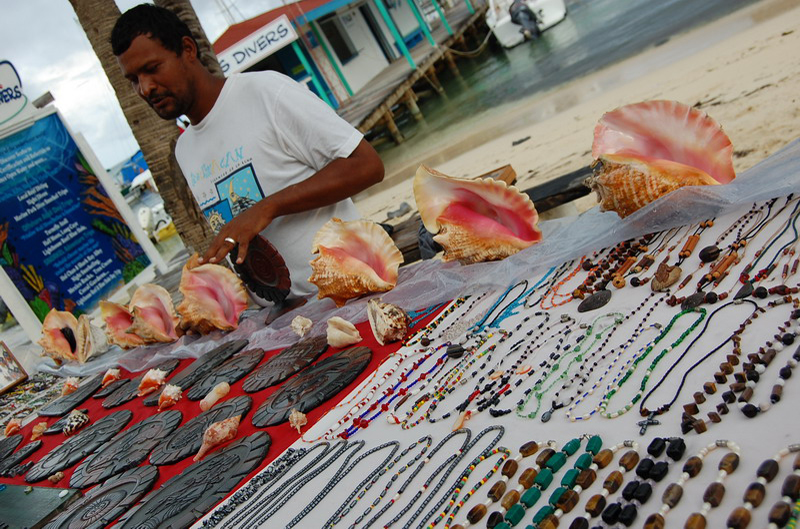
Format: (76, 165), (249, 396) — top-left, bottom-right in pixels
(355, 0), (800, 222)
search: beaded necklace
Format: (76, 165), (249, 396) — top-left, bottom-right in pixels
(454, 440), (554, 528)
(565, 293), (666, 421)
(486, 317), (576, 419)
(517, 313), (624, 420)
(631, 226), (690, 287)
(644, 440), (740, 529)
(739, 196), (800, 287)
(202, 446), (315, 528)
(325, 436), (433, 527)
(539, 258), (585, 310)
(402, 425), (505, 529)
(727, 443), (800, 529)
(216, 441), (352, 528)
(497, 436), (601, 529)
(600, 437), (686, 527)
(572, 442), (641, 526)
(361, 429), (472, 528)
(638, 299), (760, 426)
(681, 302), (796, 434)
(598, 307), (706, 423)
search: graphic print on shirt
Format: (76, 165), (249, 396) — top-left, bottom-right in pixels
(201, 163), (264, 233)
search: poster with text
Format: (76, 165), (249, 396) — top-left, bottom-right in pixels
(0, 112), (149, 321)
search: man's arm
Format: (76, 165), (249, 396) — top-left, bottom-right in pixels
(200, 138), (384, 264)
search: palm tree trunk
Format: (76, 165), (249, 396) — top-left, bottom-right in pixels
(155, 0), (224, 77)
(68, 0), (215, 255)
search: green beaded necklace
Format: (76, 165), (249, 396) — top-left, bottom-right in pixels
(517, 313), (624, 419)
(493, 436), (601, 529)
(599, 307), (706, 420)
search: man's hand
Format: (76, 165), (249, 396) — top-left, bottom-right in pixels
(200, 201), (273, 265)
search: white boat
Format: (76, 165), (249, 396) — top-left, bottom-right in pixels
(486, 0), (567, 48)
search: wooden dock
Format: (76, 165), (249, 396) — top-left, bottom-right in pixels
(337, 2), (490, 143)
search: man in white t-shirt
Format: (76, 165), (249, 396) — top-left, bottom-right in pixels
(111, 5), (384, 299)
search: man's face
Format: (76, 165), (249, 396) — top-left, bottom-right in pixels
(117, 35), (194, 120)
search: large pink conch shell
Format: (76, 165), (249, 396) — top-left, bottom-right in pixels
(176, 254), (249, 334)
(193, 414), (240, 461)
(309, 218), (403, 307)
(75, 315), (109, 363)
(128, 284), (179, 343)
(158, 384), (183, 411)
(138, 368), (168, 397)
(38, 310), (79, 363)
(99, 301), (146, 349)
(199, 382), (230, 412)
(414, 166), (542, 264)
(586, 100), (736, 218)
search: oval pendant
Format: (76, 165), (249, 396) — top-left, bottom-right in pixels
(699, 245), (721, 263)
(578, 290), (612, 313)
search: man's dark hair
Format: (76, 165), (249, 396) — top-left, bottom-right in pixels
(111, 4), (198, 58)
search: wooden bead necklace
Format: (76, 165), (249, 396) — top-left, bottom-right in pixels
(516, 313), (624, 420)
(727, 443), (800, 529)
(638, 299), (760, 432)
(565, 293), (667, 421)
(738, 197), (800, 288)
(643, 439), (741, 529)
(599, 437), (686, 527)
(453, 440), (555, 529)
(630, 226), (689, 287)
(572, 441), (641, 526)
(598, 307), (706, 422)
(494, 436), (594, 529)
(681, 303), (797, 434)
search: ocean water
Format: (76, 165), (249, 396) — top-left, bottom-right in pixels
(374, 0), (759, 170)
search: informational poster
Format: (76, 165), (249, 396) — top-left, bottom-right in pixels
(0, 111), (150, 321)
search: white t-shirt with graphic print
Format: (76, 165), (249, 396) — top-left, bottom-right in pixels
(175, 71), (363, 300)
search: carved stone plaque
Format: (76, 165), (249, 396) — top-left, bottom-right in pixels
(0, 440), (41, 477)
(251, 346), (372, 427)
(242, 335), (328, 393)
(43, 465), (159, 529)
(187, 348), (265, 401)
(102, 359), (180, 409)
(0, 434), (22, 461)
(26, 410), (133, 483)
(38, 373), (104, 417)
(119, 433), (270, 529)
(142, 339), (249, 407)
(149, 395), (252, 466)
(93, 378), (128, 399)
(70, 410), (182, 489)
(232, 235), (291, 304)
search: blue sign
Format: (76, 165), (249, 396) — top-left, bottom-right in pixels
(0, 112), (149, 320)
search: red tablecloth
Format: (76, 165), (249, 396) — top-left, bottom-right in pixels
(0, 308), (442, 521)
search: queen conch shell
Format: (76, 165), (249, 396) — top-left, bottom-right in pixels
(128, 284), (179, 343)
(75, 315), (109, 363)
(367, 298), (410, 346)
(194, 414), (240, 461)
(289, 409), (307, 434)
(309, 218), (403, 307)
(200, 382), (230, 412)
(100, 301), (146, 349)
(176, 254), (249, 334)
(291, 315), (313, 337)
(414, 166), (542, 264)
(38, 310), (79, 363)
(586, 100), (736, 218)
(327, 317), (362, 348)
